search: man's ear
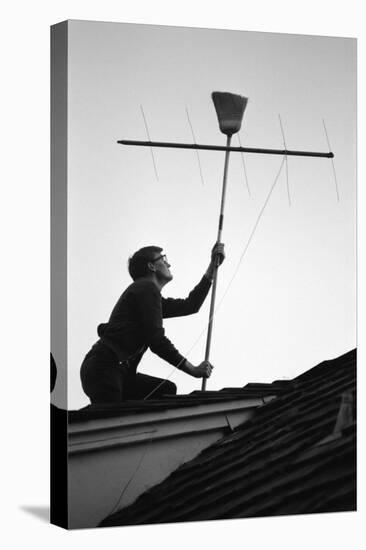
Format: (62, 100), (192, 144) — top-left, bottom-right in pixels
(147, 262), (156, 273)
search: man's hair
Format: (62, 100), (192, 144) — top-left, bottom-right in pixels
(128, 246), (163, 280)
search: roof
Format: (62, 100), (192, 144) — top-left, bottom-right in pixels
(68, 380), (291, 423)
(68, 382), (284, 528)
(100, 349), (356, 527)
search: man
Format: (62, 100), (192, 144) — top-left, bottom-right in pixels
(80, 243), (224, 404)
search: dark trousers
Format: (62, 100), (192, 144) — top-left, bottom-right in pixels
(80, 344), (177, 404)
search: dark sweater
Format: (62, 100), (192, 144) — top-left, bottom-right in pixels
(97, 275), (212, 369)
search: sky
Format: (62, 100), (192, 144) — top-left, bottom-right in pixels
(53, 20), (356, 409)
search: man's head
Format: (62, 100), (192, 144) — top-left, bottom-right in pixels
(128, 246), (172, 283)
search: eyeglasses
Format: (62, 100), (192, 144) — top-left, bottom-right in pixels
(151, 254), (169, 264)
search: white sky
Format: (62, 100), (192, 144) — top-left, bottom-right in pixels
(56, 20), (356, 409)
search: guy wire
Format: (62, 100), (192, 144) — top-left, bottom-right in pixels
(143, 156), (286, 400)
(107, 435), (154, 517)
(212, 155), (286, 313)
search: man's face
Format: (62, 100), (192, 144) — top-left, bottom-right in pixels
(151, 252), (173, 282)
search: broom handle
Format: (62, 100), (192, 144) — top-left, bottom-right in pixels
(201, 134), (232, 391)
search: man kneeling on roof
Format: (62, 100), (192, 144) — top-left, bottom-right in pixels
(80, 243), (225, 404)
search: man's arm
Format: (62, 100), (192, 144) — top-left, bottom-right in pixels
(134, 282), (214, 379)
(162, 242), (225, 318)
(162, 276), (212, 318)
(178, 358), (214, 379)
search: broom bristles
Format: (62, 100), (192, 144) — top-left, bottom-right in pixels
(212, 91), (248, 136)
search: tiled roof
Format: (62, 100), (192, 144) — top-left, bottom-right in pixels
(100, 349), (356, 527)
(68, 380), (290, 423)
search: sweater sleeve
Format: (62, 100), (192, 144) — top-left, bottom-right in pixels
(162, 275), (212, 318)
(134, 282), (186, 368)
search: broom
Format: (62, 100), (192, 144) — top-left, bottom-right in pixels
(202, 91), (248, 391)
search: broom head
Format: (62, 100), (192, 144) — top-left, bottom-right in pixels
(212, 91), (248, 136)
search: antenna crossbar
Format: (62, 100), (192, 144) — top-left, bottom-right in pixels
(118, 139), (334, 158)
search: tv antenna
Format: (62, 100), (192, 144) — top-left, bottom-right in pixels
(117, 91), (335, 391)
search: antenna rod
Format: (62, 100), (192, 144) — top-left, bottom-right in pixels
(202, 134), (232, 391)
(118, 139), (334, 158)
